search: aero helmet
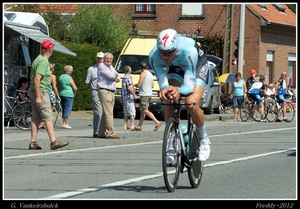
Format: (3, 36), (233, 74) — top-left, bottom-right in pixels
(157, 28), (179, 53)
(250, 69), (256, 75)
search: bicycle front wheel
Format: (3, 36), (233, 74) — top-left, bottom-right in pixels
(187, 125), (204, 189)
(162, 117), (181, 192)
(240, 101), (250, 122)
(284, 102), (295, 122)
(12, 102), (30, 131)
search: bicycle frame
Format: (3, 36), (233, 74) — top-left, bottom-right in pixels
(160, 97), (203, 192)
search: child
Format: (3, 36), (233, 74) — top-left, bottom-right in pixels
(121, 65), (137, 130)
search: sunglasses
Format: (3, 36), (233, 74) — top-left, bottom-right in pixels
(159, 49), (176, 57)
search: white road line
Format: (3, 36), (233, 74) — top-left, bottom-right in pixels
(4, 127), (295, 160)
(39, 147), (296, 199)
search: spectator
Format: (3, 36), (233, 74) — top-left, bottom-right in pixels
(220, 85), (232, 113)
(27, 39), (69, 150)
(58, 65), (78, 129)
(97, 52), (121, 139)
(49, 63), (60, 112)
(85, 52), (104, 137)
(246, 69), (257, 93)
(230, 72), (247, 121)
(17, 77), (29, 101)
(121, 65), (137, 131)
(133, 62), (162, 131)
(248, 74), (268, 122)
(274, 71), (289, 122)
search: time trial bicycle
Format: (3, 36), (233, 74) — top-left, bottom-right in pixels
(158, 96), (204, 192)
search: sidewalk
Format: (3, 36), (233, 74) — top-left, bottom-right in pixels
(69, 110), (234, 122)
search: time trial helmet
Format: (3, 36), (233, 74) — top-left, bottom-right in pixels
(157, 28), (179, 53)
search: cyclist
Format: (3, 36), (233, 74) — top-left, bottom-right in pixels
(149, 28), (211, 163)
(247, 74), (268, 122)
(274, 71), (288, 122)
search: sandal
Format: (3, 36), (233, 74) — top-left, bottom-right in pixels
(153, 123), (162, 131)
(134, 126), (142, 131)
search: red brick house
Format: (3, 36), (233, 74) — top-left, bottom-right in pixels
(4, 3), (296, 88)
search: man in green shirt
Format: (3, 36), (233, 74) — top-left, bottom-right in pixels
(28, 39), (69, 150)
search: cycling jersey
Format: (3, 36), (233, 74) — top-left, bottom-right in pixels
(276, 77), (287, 96)
(149, 36), (208, 96)
(248, 81), (266, 105)
(248, 81), (266, 94)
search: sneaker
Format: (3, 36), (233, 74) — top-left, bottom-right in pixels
(166, 148), (175, 164)
(275, 119), (282, 122)
(198, 137), (211, 162)
(283, 118), (289, 122)
(51, 141), (69, 150)
(29, 143), (42, 150)
(260, 119), (267, 122)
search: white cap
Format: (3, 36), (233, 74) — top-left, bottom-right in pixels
(96, 52), (104, 58)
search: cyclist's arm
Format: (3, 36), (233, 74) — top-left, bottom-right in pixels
(176, 48), (198, 96)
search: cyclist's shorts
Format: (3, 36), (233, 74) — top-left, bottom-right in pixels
(276, 94), (286, 104)
(248, 93), (264, 105)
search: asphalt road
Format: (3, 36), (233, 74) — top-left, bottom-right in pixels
(3, 113), (297, 204)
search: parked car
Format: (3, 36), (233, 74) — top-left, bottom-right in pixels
(200, 58), (222, 114)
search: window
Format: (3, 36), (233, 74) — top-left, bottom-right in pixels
(272, 4), (286, 12)
(266, 51), (274, 84)
(134, 4), (155, 15)
(287, 53), (296, 88)
(182, 4), (204, 16)
(257, 4), (267, 10)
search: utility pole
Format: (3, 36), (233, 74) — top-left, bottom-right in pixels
(222, 4), (234, 75)
(237, 4), (245, 78)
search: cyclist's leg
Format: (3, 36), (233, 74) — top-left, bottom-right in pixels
(277, 94), (287, 120)
(188, 57), (210, 162)
(165, 68), (183, 123)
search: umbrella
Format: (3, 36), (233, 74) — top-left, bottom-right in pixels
(206, 55), (222, 65)
(219, 73), (236, 83)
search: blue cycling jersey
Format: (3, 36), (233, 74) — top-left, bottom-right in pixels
(248, 81), (266, 94)
(276, 77), (287, 96)
(149, 36), (207, 96)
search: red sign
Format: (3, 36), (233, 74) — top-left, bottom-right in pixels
(232, 59), (237, 65)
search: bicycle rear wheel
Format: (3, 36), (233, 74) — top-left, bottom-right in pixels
(187, 124), (204, 189)
(284, 102), (295, 122)
(240, 101), (250, 122)
(265, 102), (277, 122)
(162, 117), (181, 192)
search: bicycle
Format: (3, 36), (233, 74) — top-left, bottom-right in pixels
(159, 96), (204, 192)
(4, 88), (32, 130)
(240, 98), (265, 122)
(265, 94), (295, 122)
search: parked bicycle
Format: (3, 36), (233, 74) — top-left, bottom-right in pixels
(4, 83), (43, 130)
(159, 96), (204, 192)
(4, 88), (32, 130)
(265, 94), (295, 122)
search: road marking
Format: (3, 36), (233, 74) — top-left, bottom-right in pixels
(39, 147), (296, 199)
(4, 127), (295, 160)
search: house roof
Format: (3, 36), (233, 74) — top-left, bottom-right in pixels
(247, 4), (296, 27)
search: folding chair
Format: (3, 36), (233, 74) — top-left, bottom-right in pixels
(53, 99), (63, 127)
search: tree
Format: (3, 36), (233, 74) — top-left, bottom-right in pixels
(69, 4), (132, 55)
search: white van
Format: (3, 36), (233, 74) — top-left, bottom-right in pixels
(114, 38), (165, 119)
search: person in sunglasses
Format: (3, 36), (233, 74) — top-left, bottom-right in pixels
(149, 28), (210, 162)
